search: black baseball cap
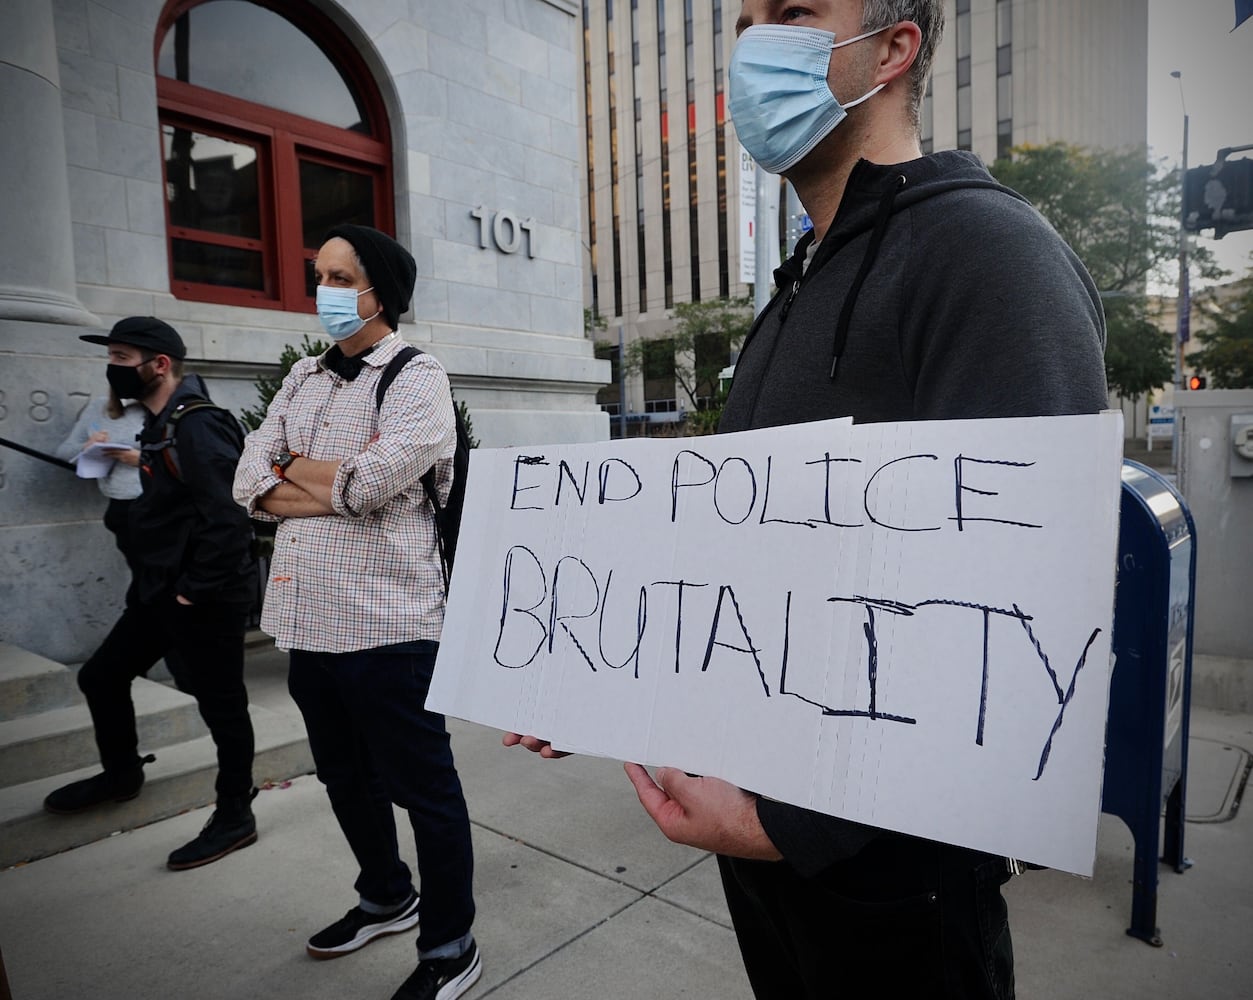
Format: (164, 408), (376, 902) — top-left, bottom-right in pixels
(80, 316), (187, 360)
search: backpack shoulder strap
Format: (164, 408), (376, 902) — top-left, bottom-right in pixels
(158, 399), (233, 481)
(375, 346), (422, 411)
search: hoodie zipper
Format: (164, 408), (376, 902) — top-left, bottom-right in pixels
(779, 278), (802, 321)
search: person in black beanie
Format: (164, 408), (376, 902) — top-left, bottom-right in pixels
(234, 227), (479, 1000)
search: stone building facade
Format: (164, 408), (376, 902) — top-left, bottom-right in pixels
(0, 0), (608, 663)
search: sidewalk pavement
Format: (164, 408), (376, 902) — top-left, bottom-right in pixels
(1, 644), (1250, 1000)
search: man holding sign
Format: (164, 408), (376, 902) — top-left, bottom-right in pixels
(510, 2), (1108, 998)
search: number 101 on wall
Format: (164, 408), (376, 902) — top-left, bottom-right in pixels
(470, 206), (536, 258)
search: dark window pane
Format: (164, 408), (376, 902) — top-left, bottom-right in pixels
(172, 238), (264, 290)
(643, 337), (675, 401)
(158, 1), (368, 132)
(163, 125), (261, 238)
(997, 44), (1012, 76)
(997, 0), (1013, 46)
(958, 129), (972, 151)
(299, 160), (374, 248)
(957, 56), (971, 88)
(997, 74), (1012, 119)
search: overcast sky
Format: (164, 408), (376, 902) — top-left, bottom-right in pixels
(1146, 0), (1252, 285)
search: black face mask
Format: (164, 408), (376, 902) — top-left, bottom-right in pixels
(106, 362), (155, 400)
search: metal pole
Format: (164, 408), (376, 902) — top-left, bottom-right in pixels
(753, 164), (779, 316)
(1171, 72), (1188, 472)
(618, 324), (627, 439)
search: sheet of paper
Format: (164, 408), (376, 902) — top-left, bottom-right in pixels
(428, 413), (1124, 875)
(74, 441), (129, 479)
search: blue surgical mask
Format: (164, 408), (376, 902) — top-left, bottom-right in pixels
(729, 24), (889, 174)
(315, 284), (378, 341)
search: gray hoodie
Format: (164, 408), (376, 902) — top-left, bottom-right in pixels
(720, 149), (1108, 875)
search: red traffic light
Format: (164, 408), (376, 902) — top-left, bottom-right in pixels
(1188, 375), (1207, 390)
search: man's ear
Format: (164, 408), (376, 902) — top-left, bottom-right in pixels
(875, 20), (922, 87)
(151, 354), (174, 376)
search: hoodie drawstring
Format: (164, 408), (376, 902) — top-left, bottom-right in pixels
(830, 174), (907, 380)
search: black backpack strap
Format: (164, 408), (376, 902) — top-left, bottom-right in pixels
(375, 346), (421, 410)
(374, 345), (452, 588)
(157, 399), (232, 481)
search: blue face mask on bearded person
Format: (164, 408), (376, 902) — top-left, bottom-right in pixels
(315, 285), (379, 341)
(728, 24), (890, 174)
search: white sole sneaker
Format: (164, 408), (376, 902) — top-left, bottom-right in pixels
(436, 948), (482, 1000)
(306, 894), (421, 959)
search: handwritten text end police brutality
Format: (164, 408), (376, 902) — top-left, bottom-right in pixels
(428, 414), (1124, 875)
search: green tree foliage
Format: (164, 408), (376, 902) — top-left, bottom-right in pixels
(1101, 296), (1173, 401)
(990, 143), (1225, 400)
(621, 297), (753, 414)
(584, 307), (608, 338)
(240, 334), (328, 431)
(1192, 280), (1253, 388)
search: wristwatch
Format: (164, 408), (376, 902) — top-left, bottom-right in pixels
(272, 450), (299, 479)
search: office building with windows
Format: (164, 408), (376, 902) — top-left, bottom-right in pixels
(582, 0), (1148, 433)
(1, 0), (606, 662)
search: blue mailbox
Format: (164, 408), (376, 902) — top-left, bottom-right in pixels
(1101, 460), (1197, 947)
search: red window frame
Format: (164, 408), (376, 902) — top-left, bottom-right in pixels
(154, 0), (394, 312)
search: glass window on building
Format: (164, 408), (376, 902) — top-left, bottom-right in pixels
(643, 338), (677, 412)
(156, 0), (391, 311)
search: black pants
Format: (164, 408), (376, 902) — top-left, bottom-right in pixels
(76, 598), (255, 798)
(719, 835), (1015, 999)
(288, 641), (475, 954)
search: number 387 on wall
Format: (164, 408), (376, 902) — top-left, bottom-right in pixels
(470, 206), (537, 258)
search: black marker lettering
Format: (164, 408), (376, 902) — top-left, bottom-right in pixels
(864, 454), (941, 532)
(651, 579), (708, 673)
(599, 458), (643, 504)
(671, 450), (717, 521)
(951, 456), (1042, 531)
(759, 455), (816, 528)
(804, 453), (863, 527)
(597, 570), (648, 678)
(510, 455), (548, 510)
(713, 456), (757, 525)
(556, 460), (590, 506)
(701, 585), (770, 696)
(547, 555), (601, 672)
(493, 545), (548, 668)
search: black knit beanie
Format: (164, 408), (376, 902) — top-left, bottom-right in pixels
(324, 224), (417, 330)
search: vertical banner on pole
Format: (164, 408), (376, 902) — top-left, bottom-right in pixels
(738, 143), (756, 284)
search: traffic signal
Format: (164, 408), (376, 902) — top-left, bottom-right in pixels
(1188, 375), (1207, 390)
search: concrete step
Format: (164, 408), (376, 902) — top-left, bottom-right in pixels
(0, 703), (314, 868)
(0, 677), (208, 787)
(0, 643), (83, 721)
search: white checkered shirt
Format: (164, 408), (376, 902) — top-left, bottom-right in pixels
(234, 334), (456, 653)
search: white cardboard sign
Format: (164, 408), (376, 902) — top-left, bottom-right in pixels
(428, 413), (1124, 875)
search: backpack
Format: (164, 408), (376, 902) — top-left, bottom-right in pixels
(375, 346), (471, 590)
(146, 397), (243, 483)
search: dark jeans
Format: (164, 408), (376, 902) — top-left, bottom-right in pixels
(102, 498), (142, 601)
(288, 640), (475, 953)
(77, 598), (254, 798)
(719, 834), (1015, 999)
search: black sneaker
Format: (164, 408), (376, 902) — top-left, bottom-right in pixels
(390, 943), (482, 1000)
(166, 792), (258, 870)
(306, 890), (421, 959)
(44, 755), (155, 814)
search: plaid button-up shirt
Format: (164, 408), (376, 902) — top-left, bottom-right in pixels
(234, 334), (456, 653)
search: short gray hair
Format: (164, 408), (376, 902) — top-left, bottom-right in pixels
(861, 0), (944, 132)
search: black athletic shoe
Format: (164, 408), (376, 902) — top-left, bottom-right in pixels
(390, 943), (482, 1000)
(166, 791), (258, 870)
(306, 890), (421, 959)
(44, 755), (154, 814)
